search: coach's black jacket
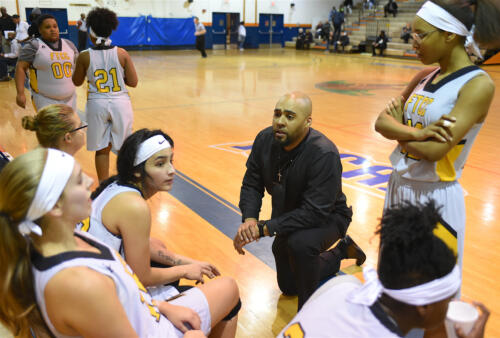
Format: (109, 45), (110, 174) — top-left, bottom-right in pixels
(239, 126), (352, 237)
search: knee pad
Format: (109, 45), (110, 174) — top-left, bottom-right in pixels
(223, 298), (241, 321)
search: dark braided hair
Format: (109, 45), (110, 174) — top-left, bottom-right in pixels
(376, 200), (456, 289)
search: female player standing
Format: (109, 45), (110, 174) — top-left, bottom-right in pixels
(72, 7), (138, 182)
(375, 0), (499, 267)
(15, 14), (78, 111)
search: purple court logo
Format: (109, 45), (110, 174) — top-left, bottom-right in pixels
(315, 81), (406, 96)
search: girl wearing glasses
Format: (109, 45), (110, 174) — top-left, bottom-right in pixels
(375, 0), (499, 269)
(0, 148), (238, 337)
(22, 104), (87, 156)
(73, 7), (138, 183)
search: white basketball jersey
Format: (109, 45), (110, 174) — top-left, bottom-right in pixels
(85, 181), (140, 257)
(87, 46), (129, 99)
(30, 38), (76, 100)
(84, 181), (180, 300)
(32, 231), (178, 338)
(279, 281), (402, 337)
(390, 66), (487, 182)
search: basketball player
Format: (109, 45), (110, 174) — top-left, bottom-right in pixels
(82, 129), (237, 315)
(22, 104), (87, 156)
(72, 7), (138, 182)
(374, 0), (499, 269)
(15, 14), (78, 111)
(0, 148), (239, 337)
(279, 201), (490, 338)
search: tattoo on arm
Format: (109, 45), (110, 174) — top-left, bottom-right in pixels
(157, 250), (183, 266)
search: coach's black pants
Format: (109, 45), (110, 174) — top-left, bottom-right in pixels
(271, 215), (348, 310)
(196, 35), (207, 57)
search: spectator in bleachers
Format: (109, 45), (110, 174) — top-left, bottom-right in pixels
(335, 30), (350, 53)
(305, 29), (313, 49)
(329, 6), (337, 24)
(12, 15), (29, 44)
(332, 7), (345, 49)
(344, 0), (353, 14)
(22, 104), (86, 156)
(372, 30), (388, 56)
(321, 22), (331, 51)
(400, 23), (412, 43)
(0, 32), (19, 81)
(296, 28), (305, 50)
(364, 0), (375, 10)
(384, 0), (398, 17)
(314, 21), (323, 39)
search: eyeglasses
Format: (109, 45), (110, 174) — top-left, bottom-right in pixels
(411, 30), (438, 44)
(69, 123), (88, 133)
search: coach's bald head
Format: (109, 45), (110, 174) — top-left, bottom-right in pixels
(273, 92), (312, 151)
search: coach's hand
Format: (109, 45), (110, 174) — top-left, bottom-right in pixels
(16, 92), (26, 108)
(238, 218), (258, 243)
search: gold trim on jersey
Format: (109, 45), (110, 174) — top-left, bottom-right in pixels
(79, 217), (90, 232)
(283, 322), (305, 338)
(29, 67), (39, 93)
(433, 220), (458, 257)
(436, 140), (465, 181)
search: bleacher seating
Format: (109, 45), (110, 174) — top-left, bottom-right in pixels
(286, 0), (424, 59)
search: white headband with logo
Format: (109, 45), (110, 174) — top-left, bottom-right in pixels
(18, 149), (75, 236)
(416, 1), (482, 58)
(89, 27), (112, 46)
(348, 265), (461, 306)
(134, 135), (171, 166)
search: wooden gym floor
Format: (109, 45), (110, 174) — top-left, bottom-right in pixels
(0, 48), (499, 337)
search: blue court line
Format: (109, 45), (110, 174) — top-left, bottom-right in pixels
(171, 171), (277, 270)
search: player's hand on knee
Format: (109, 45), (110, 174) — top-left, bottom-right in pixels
(165, 304), (201, 333)
(456, 302), (489, 338)
(198, 261), (220, 279)
(183, 330), (207, 338)
(16, 93), (26, 108)
(182, 263), (208, 283)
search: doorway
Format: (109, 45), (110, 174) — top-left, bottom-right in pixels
(212, 12), (240, 49)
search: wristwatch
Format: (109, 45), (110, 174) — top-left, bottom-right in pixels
(257, 221), (266, 237)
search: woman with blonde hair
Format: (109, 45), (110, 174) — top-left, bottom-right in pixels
(0, 148), (239, 337)
(22, 104), (86, 156)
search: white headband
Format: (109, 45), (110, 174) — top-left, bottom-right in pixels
(134, 135), (172, 166)
(18, 149), (75, 236)
(416, 1), (482, 58)
(89, 27), (112, 46)
(348, 265), (461, 306)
